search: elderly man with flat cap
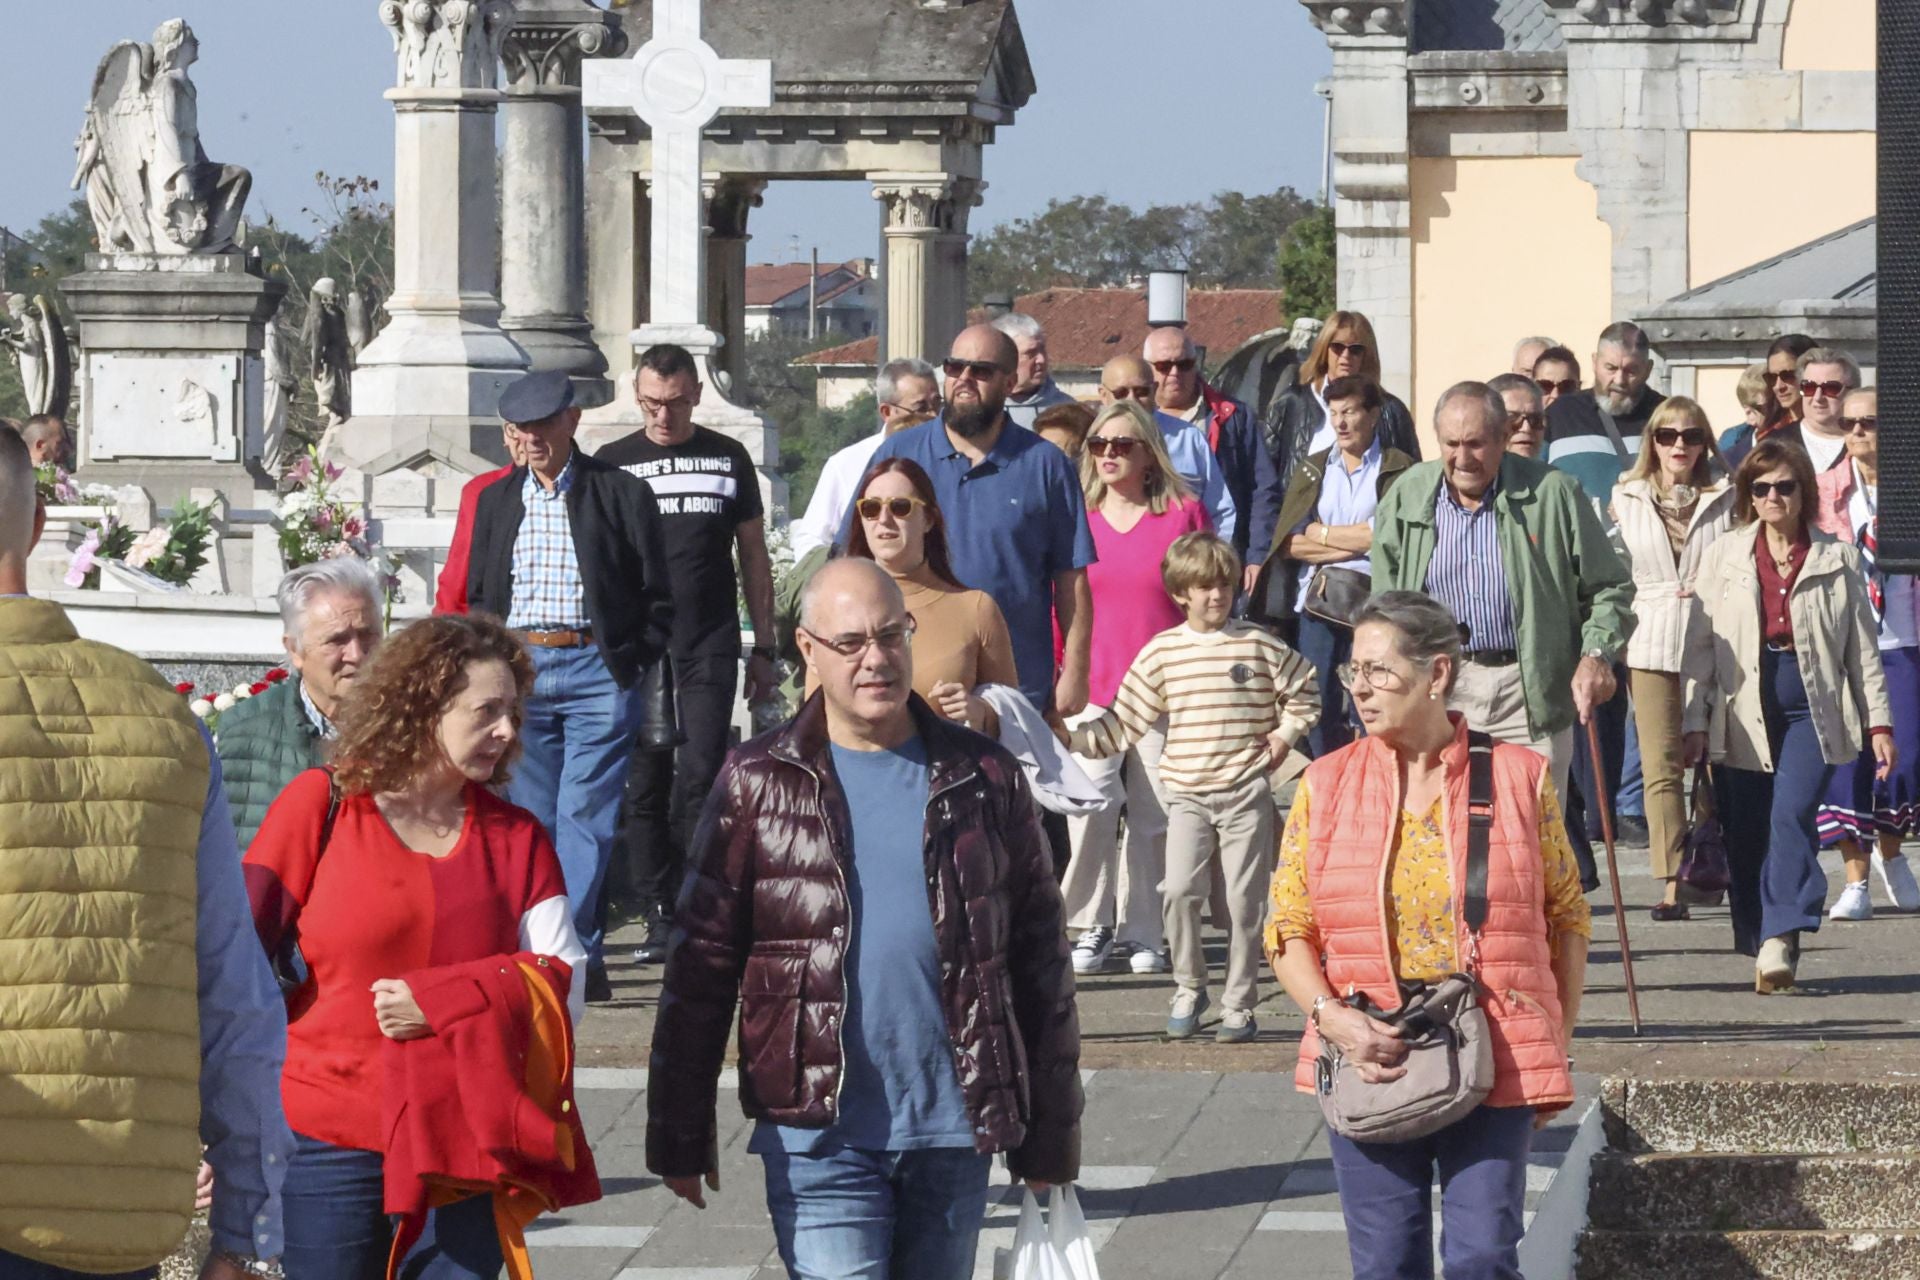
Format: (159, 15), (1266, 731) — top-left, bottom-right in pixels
(466, 370), (675, 1002)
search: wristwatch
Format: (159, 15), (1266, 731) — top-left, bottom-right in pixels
(1583, 646), (1611, 663)
(1309, 993), (1334, 1029)
(750, 644), (776, 662)
(212, 1251), (284, 1280)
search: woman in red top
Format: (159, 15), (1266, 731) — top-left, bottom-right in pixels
(245, 614), (586, 1280)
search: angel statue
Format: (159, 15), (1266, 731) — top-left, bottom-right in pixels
(1, 294), (74, 419)
(306, 279), (353, 432)
(73, 19), (253, 254)
(261, 308), (297, 474)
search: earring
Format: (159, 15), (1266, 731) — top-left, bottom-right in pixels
(1427, 689), (1438, 701)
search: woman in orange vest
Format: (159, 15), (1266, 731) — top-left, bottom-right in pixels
(1265, 591), (1592, 1279)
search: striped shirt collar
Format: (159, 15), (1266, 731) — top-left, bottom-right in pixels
(298, 679), (337, 739)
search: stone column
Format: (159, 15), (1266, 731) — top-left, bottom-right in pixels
(345, 0), (527, 470)
(705, 178), (766, 392)
(933, 178), (984, 358)
(872, 176), (967, 365)
(499, 0), (626, 409)
(586, 156), (650, 394)
(1298, 2), (1413, 401)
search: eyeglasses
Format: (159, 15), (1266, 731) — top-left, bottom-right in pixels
(1765, 369), (1799, 386)
(1842, 416), (1879, 434)
(1328, 341), (1368, 359)
(1086, 436), (1140, 458)
(1652, 427), (1710, 448)
(798, 616), (918, 659)
(1335, 660), (1420, 692)
(1750, 479), (1799, 499)
(887, 397), (943, 415)
(942, 358), (1006, 382)
(638, 395), (695, 416)
(1149, 358), (1197, 375)
(1105, 384), (1155, 402)
(1800, 380), (1848, 399)
(1537, 378), (1579, 397)
(1506, 411), (1545, 432)
(856, 495), (929, 522)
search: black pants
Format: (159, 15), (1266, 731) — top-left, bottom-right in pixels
(1564, 665), (1629, 890)
(614, 646), (741, 915)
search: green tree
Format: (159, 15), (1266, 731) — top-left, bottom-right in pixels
(1277, 207), (1336, 324)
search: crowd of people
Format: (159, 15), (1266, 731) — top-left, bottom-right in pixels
(0, 293), (1903, 1280)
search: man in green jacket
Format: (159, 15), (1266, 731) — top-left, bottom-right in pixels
(1372, 381), (1634, 817)
(216, 557), (384, 849)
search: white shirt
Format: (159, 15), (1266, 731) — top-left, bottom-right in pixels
(1307, 379), (1336, 455)
(1804, 428), (1848, 475)
(790, 429), (887, 561)
(1849, 464), (1917, 650)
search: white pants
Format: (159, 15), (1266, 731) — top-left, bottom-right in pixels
(1061, 706), (1168, 949)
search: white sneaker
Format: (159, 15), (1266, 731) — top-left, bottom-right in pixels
(1129, 945), (1170, 974)
(1071, 926), (1116, 975)
(1875, 852), (1920, 911)
(1829, 880), (1873, 921)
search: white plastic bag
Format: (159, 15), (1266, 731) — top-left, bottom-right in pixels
(1010, 1185), (1101, 1280)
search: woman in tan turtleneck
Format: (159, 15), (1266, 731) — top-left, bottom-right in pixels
(807, 456), (1017, 733)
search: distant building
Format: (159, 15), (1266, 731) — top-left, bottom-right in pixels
(794, 286), (1287, 410)
(745, 260), (878, 341)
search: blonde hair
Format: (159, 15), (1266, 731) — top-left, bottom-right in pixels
(1735, 364), (1770, 413)
(1161, 531), (1240, 597)
(1298, 310), (1384, 388)
(1079, 400), (1196, 516)
(1624, 395), (1724, 489)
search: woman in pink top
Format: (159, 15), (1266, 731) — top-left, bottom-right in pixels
(1062, 400), (1211, 977)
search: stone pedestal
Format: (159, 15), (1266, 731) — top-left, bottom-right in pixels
(338, 0), (527, 473)
(499, 0), (626, 408)
(60, 252), (284, 509)
(704, 178), (765, 392)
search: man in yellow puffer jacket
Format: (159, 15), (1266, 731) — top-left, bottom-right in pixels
(0, 426), (294, 1280)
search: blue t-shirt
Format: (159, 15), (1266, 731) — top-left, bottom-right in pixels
(841, 417), (1098, 710)
(750, 735), (973, 1154)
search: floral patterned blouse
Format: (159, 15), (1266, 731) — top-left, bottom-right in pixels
(1265, 775), (1592, 984)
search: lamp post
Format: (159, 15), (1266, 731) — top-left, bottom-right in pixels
(1315, 79), (1334, 207)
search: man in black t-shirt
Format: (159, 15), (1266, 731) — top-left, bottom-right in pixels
(598, 344), (777, 961)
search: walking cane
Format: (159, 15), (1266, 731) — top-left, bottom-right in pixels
(1586, 718), (1643, 1035)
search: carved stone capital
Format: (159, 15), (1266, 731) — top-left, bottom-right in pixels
(501, 1), (626, 91)
(703, 178), (769, 238)
(1543, 0), (1752, 38)
(378, 0), (517, 91)
(871, 177), (980, 234)
(1297, 1), (1409, 41)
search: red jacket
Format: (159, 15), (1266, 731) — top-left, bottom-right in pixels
(382, 952), (599, 1278)
(434, 465), (513, 614)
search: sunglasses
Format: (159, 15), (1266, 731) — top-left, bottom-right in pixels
(1537, 378), (1579, 397)
(1652, 427), (1710, 448)
(1506, 411), (1544, 431)
(1086, 436), (1140, 458)
(856, 495), (929, 521)
(1750, 479), (1799, 499)
(1105, 384), (1155, 402)
(1800, 380), (1848, 399)
(1149, 358), (1197, 375)
(942, 358), (1005, 382)
(1842, 416), (1879, 434)
(1765, 369), (1799, 386)
(1328, 341), (1368, 359)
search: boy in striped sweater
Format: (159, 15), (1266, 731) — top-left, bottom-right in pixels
(1069, 532), (1319, 1043)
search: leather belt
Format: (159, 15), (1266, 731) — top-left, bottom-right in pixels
(1765, 640), (1796, 654)
(1461, 649), (1520, 667)
(517, 627), (594, 649)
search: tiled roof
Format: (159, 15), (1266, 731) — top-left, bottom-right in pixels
(1413, 0), (1564, 52)
(794, 287), (1287, 370)
(745, 262), (868, 308)
(1664, 218), (1876, 307)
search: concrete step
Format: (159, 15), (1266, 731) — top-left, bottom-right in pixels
(1587, 1151), (1920, 1231)
(1602, 1077), (1920, 1154)
(1575, 1229), (1920, 1280)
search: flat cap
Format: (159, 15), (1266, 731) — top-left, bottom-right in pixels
(498, 370), (575, 424)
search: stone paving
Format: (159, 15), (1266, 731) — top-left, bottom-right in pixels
(551, 842), (1920, 1278)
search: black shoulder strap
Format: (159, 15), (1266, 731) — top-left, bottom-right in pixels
(1464, 731), (1494, 936)
(317, 766), (342, 859)
(1593, 404), (1632, 462)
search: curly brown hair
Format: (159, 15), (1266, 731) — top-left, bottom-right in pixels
(330, 613), (535, 795)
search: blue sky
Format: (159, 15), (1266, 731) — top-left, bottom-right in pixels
(1, 0), (1330, 265)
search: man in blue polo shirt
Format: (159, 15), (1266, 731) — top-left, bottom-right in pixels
(843, 324), (1096, 721)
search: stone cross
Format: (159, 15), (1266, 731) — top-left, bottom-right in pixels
(582, 0), (771, 345)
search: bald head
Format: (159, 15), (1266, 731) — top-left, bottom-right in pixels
(0, 426), (41, 588)
(1144, 326), (1201, 413)
(799, 557), (915, 735)
(1099, 355), (1156, 406)
(950, 323), (1018, 375)
(800, 556), (904, 634)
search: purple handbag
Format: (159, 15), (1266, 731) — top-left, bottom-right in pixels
(1677, 763), (1731, 895)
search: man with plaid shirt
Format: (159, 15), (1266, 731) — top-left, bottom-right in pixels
(466, 371), (674, 1002)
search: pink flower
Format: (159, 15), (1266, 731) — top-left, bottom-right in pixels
(287, 456), (315, 485)
(342, 513), (366, 539)
(323, 461), (344, 482)
(322, 541), (356, 560)
(64, 529), (101, 587)
(125, 525), (171, 570)
(314, 506), (335, 533)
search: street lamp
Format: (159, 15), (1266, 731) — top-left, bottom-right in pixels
(1314, 79), (1334, 208)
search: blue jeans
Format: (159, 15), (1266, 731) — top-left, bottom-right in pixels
(1295, 612), (1357, 757)
(761, 1146), (992, 1280)
(1329, 1104), (1535, 1280)
(1617, 695), (1645, 817)
(1717, 649), (1834, 955)
(282, 1134), (501, 1280)
(508, 643), (641, 965)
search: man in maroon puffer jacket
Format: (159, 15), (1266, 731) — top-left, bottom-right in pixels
(646, 557), (1081, 1278)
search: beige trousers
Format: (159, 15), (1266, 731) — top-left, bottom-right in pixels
(1449, 658), (1574, 804)
(1163, 771), (1275, 1014)
(1062, 707), (1168, 949)
(1629, 668), (1687, 880)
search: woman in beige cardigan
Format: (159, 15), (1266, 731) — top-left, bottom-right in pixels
(1683, 439), (1894, 992)
(1611, 397), (1736, 920)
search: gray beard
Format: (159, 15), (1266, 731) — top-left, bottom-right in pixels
(947, 399), (1004, 439)
(1599, 389), (1638, 417)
